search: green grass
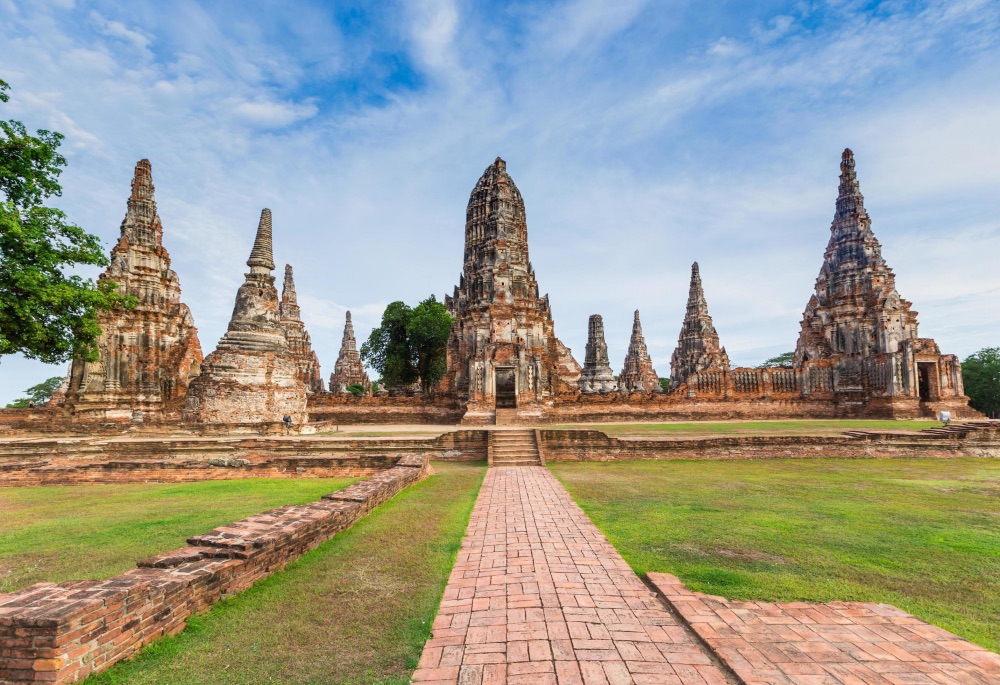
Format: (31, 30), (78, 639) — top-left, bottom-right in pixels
(550, 458), (1000, 651)
(0, 478), (357, 592)
(549, 419), (937, 437)
(86, 461), (486, 685)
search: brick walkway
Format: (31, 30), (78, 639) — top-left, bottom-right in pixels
(649, 573), (1000, 685)
(411, 466), (732, 684)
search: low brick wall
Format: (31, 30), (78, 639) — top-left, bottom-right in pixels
(307, 394), (465, 425)
(0, 431), (488, 486)
(0, 455), (428, 684)
(539, 428), (1000, 461)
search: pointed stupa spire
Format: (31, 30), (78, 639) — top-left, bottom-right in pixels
(670, 261), (729, 389)
(121, 159), (162, 246)
(281, 264), (298, 306)
(329, 309), (370, 394)
(247, 208), (275, 271)
(619, 309), (660, 393)
(835, 147), (868, 224)
(578, 314), (618, 393)
(343, 310), (355, 344)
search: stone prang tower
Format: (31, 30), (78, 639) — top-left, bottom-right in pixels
(62, 160), (203, 421)
(329, 311), (371, 394)
(669, 262), (729, 390)
(279, 264), (323, 394)
(578, 315), (618, 394)
(619, 310), (660, 393)
(184, 209), (307, 426)
(793, 149), (967, 415)
(444, 158), (580, 420)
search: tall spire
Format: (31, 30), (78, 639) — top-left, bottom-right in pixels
(578, 314), (618, 393)
(619, 309), (660, 393)
(120, 159), (162, 247)
(343, 311), (355, 344)
(330, 310), (370, 394)
(281, 264), (298, 307)
(669, 262), (729, 389)
(248, 208), (275, 272)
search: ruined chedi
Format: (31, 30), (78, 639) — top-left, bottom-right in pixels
(669, 262), (730, 390)
(329, 311), (371, 394)
(618, 310), (661, 393)
(578, 315), (619, 393)
(183, 209), (307, 425)
(444, 158), (580, 415)
(794, 149), (966, 413)
(62, 160), (203, 420)
(279, 264), (324, 393)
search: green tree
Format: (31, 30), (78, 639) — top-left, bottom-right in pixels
(6, 375), (63, 408)
(0, 79), (133, 364)
(758, 351), (795, 368)
(962, 347), (1000, 418)
(360, 296), (453, 394)
(659, 378), (671, 393)
(345, 382), (366, 397)
(409, 295), (452, 393)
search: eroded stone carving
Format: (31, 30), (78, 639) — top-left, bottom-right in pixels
(579, 315), (618, 394)
(183, 209), (307, 426)
(279, 264), (323, 393)
(669, 262), (730, 390)
(329, 311), (371, 394)
(62, 160), (203, 420)
(619, 310), (661, 393)
(794, 149), (966, 411)
(443, 158), (580, 414)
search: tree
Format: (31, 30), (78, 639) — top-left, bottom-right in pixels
(962, 347), (1000, 418)
(346, 382), (366, 397)
(6, 375), (63, 408)
(408, 295), (452, 393)
(0, 79), (133, 364)
(360, 296), (453, 394)
(659, 378), (671, 393)
(757, 351), (795, 368)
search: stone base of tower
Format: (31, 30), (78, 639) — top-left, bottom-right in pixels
(183, 350), (307, 426)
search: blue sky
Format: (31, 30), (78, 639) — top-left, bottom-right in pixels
(1, 0), (999, 404)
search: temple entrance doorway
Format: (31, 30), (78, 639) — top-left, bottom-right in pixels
(495, 367), (517, 408)
(917, 362), (937, 401)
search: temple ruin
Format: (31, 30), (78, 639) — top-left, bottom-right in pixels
(60, 160), (203, 421)
(183, 209), (307, 426)
(793, 149), (967, 416)
(443, 158), (580, 421)
(669, 262), (730, 391)
(279, 265), (324, 393)
(578, 315), (618, 393)
(618, 310), (660, 394)
(328, 311), (371, 394)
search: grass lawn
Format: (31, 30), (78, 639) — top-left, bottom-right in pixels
(86, 461), (486, 685)
(0, 478), (357, 593)
(549, 419), (937, 437)
(550, 458), (1000, 652)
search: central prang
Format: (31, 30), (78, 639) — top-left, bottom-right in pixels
(442, 158), (581, 421)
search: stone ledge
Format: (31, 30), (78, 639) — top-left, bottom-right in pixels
(647, 572), (1000, 685)
(0, 456), (428, 685)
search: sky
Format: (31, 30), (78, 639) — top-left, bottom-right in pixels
(1, 0), (998, 405)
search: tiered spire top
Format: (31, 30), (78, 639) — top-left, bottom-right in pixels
(686, 262), (708, 316)
(281, 264), (298, 306)
(248, 208), (275, 271)
(342, 311), (356, 347)
(619, 309), (660, 393)
(835, 147), (867, 224)
(121, 158), (162, 247)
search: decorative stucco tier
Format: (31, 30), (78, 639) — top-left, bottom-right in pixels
(183, 209), (307, 426)
(443, 158), (580, 422)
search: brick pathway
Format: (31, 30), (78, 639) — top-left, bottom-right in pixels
(411, 466), (732, 684)
(649, 573), (1000, 685)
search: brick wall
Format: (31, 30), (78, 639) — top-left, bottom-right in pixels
(0, 455), (428, 684)
(539, 428), (1000, 461)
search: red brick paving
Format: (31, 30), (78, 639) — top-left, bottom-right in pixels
(411, 466), (733, 684)
(648, 573), (1000, 685)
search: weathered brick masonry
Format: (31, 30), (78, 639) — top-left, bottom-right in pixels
(0, 456), (428, 685)
(0, 432), (485, 486)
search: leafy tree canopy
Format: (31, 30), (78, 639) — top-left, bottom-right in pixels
(962, 347), (1000, 418)
(0, 79), (133, 364)
(360, 296), (453, 394)
(758, 351), (795, 368)
(346, 382), (366, 397)
(6, 375), (63, 408)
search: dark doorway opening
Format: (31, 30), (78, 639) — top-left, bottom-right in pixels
(917, 363), (932, 401)
(495, 367), (517, 408)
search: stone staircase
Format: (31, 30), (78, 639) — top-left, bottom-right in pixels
(490, 429), (541, 466)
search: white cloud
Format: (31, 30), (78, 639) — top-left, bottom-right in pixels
(232, 98), (318, 127)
